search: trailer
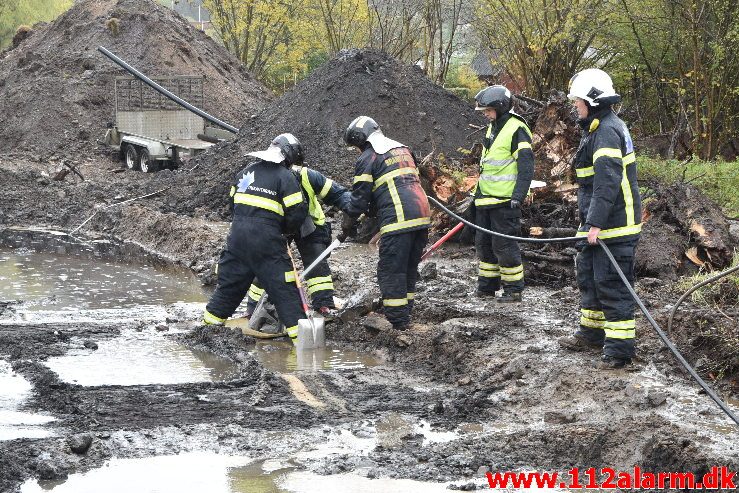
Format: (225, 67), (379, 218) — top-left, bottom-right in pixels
(104, 75), (233, 172)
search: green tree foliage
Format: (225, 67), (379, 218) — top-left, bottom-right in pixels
(470, 0), (738, 159)
(203, 0), (299, 79)
(0, 0), (72, 50)
(614, 0), (739, 159)
(472, 0), (618, 99)
(203, 0), (470, 91)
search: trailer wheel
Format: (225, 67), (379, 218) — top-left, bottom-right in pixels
(139, 149), (159, 173)
(125, 144), (140, 171)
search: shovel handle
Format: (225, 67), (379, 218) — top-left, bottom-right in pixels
(286, 243), (311, 316)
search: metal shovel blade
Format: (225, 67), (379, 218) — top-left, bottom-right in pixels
(295, 316), (325, 350)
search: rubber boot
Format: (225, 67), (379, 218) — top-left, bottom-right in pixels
(558, 333), (603, 353)
(496, 291), (522, 303)
(475, 290), (497, 298)
(596, 354), (632, 369)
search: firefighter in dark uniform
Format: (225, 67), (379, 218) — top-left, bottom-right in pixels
(558, 69), (642, 369)
(245, 166), (350, 316)
(472, 85), (534, 302)
(340, 116), (431, 330)
(203, 133), (308, 344)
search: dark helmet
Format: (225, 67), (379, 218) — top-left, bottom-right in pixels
(271, 133), (304, 166)
(344, 116), (380, 148)
(474, 85), (512, 115)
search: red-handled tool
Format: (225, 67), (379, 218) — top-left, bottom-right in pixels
(421, 222), (464, 261)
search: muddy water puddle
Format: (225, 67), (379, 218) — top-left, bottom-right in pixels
(0, 248), (208, 312)
(251, 340), (381, 374)
(0, 361), (56, 440)
(19, 442), (474, 493)
(44, 328), (240, 386)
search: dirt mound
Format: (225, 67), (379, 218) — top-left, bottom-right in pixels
(0, 0), (271, 157)
(167, 48), (486, 217)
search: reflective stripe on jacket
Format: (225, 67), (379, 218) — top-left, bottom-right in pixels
(474, 112), (534, 208)
(229, 160), (307, 235)
(573, 108), (642, 243)
(347, 145), (431, 236)
(293, 166), (350, 227)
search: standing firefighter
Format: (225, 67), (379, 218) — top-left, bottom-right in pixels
(341, 116), (431, 330)
(558, 69), (642, 369)
(246, 165), (350, 316)
(203, 134), (308, 344)
(472, 85), (534, 302)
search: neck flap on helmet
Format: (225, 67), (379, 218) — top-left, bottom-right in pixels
(366, 131), (404, 154)
(246, 145), (285, 164)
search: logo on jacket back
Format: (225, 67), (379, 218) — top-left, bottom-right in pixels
(237, 171), (255, 192)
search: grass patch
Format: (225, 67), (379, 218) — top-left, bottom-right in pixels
(639, 156), (739, 217)
(676, 253), (739, 305)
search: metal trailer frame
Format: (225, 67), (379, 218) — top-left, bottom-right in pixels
(108, 76), (219, 172)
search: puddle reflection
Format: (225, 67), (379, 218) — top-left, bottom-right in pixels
(0, 361), (55, 440)
(251, 340), (380, 373)
(0, 249), (209, 311)
(20, 453), (462, 493)
(44, 330), (240, 386)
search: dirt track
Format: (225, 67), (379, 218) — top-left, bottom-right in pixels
(1, 226), (738, 491)
(0, 134), (737, 492)
(1, 1), (738, 490)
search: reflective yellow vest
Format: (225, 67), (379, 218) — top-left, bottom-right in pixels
(297, 167), (326, 226)
(475, 116), (532, 206)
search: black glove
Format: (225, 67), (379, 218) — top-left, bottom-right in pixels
(510, 199), (521, 209)
(338, 212), (357, 242)
(464, 197), (476, 222)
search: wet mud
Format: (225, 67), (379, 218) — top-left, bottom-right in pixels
(1, 0), (737, 489)
(1, 232), (738, 493)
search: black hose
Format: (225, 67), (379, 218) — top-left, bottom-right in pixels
(427, 195), (739, 426)
(427, 197), (581, 244)
(598, 241), (739, 426)
(97, 46), (239, 134)
(668, 264), (739, 335)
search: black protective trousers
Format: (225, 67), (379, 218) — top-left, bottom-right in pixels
(205, 219), (304, 339)
(246, 225), (335, 311)
(474, 206), (524, 293)
(377, 228), (428, 327)
(575, 239), (638, 360)
(294, 232), (335, 309)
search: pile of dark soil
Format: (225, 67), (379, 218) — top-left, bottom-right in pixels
(166, 48), (487, 217)
(0, 0), (271, 157)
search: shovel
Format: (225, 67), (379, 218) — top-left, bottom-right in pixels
(286, 243), (326, 350)
(249, 239), (341, 330)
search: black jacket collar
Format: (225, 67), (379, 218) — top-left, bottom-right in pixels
(578, 105), (613, 132)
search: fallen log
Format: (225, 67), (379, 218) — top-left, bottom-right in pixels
(522, 250), (573, 263)
(529, 226), (578, 238)
(645, 182), (734, 269)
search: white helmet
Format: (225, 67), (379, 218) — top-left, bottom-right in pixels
(568, 68), (619, 106)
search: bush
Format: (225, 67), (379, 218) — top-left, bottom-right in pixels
(639, 156), (739, 217)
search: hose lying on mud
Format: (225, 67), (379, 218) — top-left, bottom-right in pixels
(427, 195), (739, 427)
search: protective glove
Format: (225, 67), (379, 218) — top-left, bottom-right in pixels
(338, 212), (357, 242)
(510, 199), (521, 209)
